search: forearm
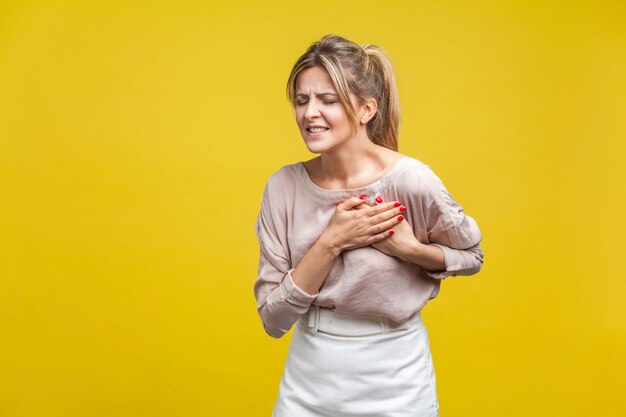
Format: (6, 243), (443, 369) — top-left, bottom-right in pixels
(399, 239), (484, 279)
(290, 232), (342, 295)
(255, 233), (340, 339)
(399, 241), (446, 271)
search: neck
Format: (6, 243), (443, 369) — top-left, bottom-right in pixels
(316, 133), (387, 183)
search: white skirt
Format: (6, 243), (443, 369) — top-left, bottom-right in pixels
(271, 305), (439, 417)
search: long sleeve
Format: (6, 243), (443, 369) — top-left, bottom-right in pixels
(253, 180), (319, 339)
(417, 165), (485, 279)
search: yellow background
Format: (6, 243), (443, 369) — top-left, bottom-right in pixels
(1, 1), (624, 416)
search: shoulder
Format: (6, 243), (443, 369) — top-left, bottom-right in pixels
(397, 155), (430, 172)
(395, 156), (441, 188)
(393, 156), (451, 206)
(264, 162), (299, 189)
(260, 162), (301, 208)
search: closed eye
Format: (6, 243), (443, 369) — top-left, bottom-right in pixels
(296, 101), (336, 106)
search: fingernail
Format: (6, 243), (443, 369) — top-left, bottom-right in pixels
(359, 195), (367, 200)
(389, 230), (395, 235)
(397, 215), (404, 221)
(394, 202), (401, 207)
(336, 202), (341, 206)
(399, 206), (406, 212)
(375, 196), (383, 203)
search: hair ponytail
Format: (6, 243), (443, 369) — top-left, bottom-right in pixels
(360, 44), (401, 151)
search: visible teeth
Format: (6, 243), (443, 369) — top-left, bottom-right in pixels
(309, 127), (328, 132)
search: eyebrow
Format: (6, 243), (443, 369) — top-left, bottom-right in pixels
(295, 92), (338, 97)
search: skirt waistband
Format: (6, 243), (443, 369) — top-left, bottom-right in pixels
(298, 305), (422, 337)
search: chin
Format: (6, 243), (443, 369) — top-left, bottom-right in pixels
(302, 138), (327, 153)
(304, 141), (336, 154)
(303, 136), (345, 154)
(304, 144), (325, 154)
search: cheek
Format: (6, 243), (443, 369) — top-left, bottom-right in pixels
(326, 110), (349, 127)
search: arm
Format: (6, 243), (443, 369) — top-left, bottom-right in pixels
(403, 165), (485, 279)
(254, 231), (341, 339)
(253, 183), (308, 339)
(253, 177), (342, 339)
(401, 238), (484, 278)
(289, 235), (342, 296)
(399, 240), (446, 271)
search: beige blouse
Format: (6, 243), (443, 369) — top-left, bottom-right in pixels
(253, 156), (484, 338)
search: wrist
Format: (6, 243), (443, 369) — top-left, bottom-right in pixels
(317, 231), (343, 257)
(401, 240), (447, 271)
(400, 239), (426, 264)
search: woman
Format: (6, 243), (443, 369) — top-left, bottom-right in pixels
(253, 34), (484, 417)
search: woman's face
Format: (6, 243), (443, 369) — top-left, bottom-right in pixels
(294, 66), (357, 154)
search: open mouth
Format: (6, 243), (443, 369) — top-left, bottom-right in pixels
(307, 127), (329, 134)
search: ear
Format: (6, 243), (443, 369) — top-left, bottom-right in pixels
(359, 97), (378, 124)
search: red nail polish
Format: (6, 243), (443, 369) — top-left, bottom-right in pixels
(397, 215), (404, 221)
(336, 202), (341, 206)
(399, 206), (406, 212)
(375, 196), (383, 203)
(389, 230), (395, 235)
(359, 195), (367, 200)
(394, 202), (401, 207)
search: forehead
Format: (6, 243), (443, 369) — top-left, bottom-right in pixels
(295, 66), (337, 94)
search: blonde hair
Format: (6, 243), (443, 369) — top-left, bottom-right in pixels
(286, 34), (401, 151)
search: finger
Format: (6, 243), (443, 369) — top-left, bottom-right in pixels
(366, 228), (395, 244)
(338, 195), (369, 210)
(336, 200), (368, 210)
(362, 203), (405, 231)
(366, 201), (405, 219)
(369, 200), (400, 213)
(379, 213), (406, 230)
(365, 210), (406, 236)
(352, 202), (369, 210)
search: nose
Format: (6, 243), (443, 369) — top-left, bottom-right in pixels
(304, 98), (321, 120)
